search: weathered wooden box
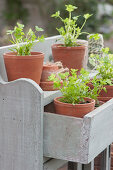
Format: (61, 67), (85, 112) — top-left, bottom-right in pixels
(44, 94), (113, 164)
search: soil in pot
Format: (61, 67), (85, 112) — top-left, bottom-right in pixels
(51, 44), (87, 73)
(3, 52), (44, 84)
(54, 97), (95, 118)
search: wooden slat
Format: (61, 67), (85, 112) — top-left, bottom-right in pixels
(43, 159), (67, 170)
(85, 99), (113, 163)
(0, 79), (44, 170)
(44, 112), (83, 162)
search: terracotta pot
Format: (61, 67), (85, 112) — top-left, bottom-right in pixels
(97, 97), (112, 102)
(99, 85), (113, 97)
(40, 81), (58, 91)
(54, 97), (95, 118)
(3, 52), (44, 84)
(88, 82), (113, 101)
(40, 81), (63, 91)
(95, 100), (104, 108)
(41, 63), (59, 82)
(51, 44), (87, 72)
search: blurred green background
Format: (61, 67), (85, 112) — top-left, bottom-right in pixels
(0, 0), (113, 50)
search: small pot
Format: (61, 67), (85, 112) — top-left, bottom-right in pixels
(99, 85), (113, 97)
(4, 52), (44, 84)
(88, 82), (113, 101)
(51, 44), (87, 72)
(41, 63), (59, 82)
(54, 97), (95, 118)
(40, 81), (58, 91)
(97, 97), (112, 103)
(95, 100), (104, 108)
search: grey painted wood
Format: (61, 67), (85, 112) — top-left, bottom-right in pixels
(44, 99), (113, 164)
(44, 90), (62, 106)
(85, 99), (113, 163)
(43, 158), (67, 170)
(44, 112), (83, 162)
(0, 78), (44, 170)
(100, 146), (110, 170)
(83, 161), (94, 170)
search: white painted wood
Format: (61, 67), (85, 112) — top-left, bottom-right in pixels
(85, 99), (113, 163)
(44, 112), (83, 162)
(84, 161), (94, 170)
(44, 99), (113, 164)
(44, 90), (61, 106)
(0, 78), (44, 170)
(100, 147), (110, 170)
(43, 159), (67, 170)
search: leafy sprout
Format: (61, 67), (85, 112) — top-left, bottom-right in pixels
(89, 47), (113, 84)
(51, 4), (92, 47)
(49, 68), (105, 104)
(7, 22), (44, 56)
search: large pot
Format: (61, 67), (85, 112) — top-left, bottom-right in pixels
(51, 44), (87, 72)
(3, 52), (44, 84)
(54, 97), (95, 118)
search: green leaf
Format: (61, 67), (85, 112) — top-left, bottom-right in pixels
(84, 13), (92, 20)
(65, 5), (77, 12)
(35, 26), (44, 32)
(51, 11), (60, 18)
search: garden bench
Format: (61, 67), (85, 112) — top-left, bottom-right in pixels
(0, 35), (112, 170)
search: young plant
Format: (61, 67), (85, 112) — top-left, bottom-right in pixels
(89, 47), (113, 85)
(49, 68), (105, 104)
(51, 4), (92, 47)
(7, 22), (44, 56)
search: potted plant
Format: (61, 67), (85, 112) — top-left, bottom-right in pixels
(51, 4), (92, 72)
(4, 22), (45, 84)
(89, 47), (113, 102)
(49, 68), (98, 118)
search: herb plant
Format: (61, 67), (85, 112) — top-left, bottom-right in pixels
(51, 4), (92, 47)
(89, 47), (113, 85)
(7, 22), (44, 56)
(49, 68), (105, 104)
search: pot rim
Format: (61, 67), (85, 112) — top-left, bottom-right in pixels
(3, 52), (45, 59)
(54, 96), (95, 107)
(51, 43), (87, 50)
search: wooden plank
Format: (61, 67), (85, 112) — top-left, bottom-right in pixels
(43, 159), (67, 170)
(84, 99), (113, 163)
(100, 146), (111, 170)
(83, 161), (94, 170)
(44, 112), (83, 162)
(0, 79), (44, 170)
(44, 90), (61, 106)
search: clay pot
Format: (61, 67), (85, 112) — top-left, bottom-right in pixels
(95, 100), (104, 108)
(99, 85), (113, 97)
(3, 52), (44, 84)
(40, 81), (58, 91)
(54, 97), (95, 118)
(41, 63), (59, 82)
(51, 44), (87, 72)
(97, 97), (112, 103)
(88, 82), (113, 101)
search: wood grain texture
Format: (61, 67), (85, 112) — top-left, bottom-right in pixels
(44, 99), (113, 164)
(0, 79), (44, 170)
(85, 99), (113, 163)
(43, 158), (67, 170)
(44, 112), (83, 162)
